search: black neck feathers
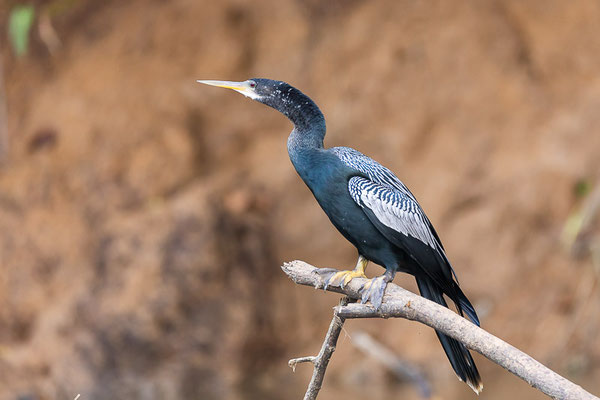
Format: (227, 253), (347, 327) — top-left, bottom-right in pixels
(252, 79), (326, 150)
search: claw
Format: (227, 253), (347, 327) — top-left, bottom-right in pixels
(313, 268), (339, 290)
(314, 255), (369, 291)
(359, 270), (395, 310)
(360, 276), (387, 308)
(326, 268), (368, 289)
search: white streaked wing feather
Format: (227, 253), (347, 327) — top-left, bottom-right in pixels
(332, 147), (417, 201)
(349, 177), (437, 248)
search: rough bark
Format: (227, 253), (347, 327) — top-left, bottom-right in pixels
(283, 260), (599, 400)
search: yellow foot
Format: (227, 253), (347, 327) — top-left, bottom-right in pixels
(325, 268), (368, 289)
(321, 255), (369, 290)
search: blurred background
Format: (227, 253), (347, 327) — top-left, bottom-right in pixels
(1, 0), (599, 399)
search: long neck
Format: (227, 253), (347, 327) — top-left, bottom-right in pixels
(261, 87), (325, 152)
(286, 107), (326, 183)
(280, 92), (326, 157)
(257, 82), (327, 175)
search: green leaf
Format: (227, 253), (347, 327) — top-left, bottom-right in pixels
(8, 5), (35, 57)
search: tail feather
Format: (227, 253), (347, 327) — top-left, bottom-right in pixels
(453, 282), (480, 326)
(416, 275), (483, 394)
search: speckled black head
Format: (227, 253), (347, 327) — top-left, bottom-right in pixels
(197, 78), (325, 130)
(248, 78), (295, 107)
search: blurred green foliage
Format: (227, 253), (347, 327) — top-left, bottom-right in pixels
(8, 4), (35, 56)
(574, 179), (592, 199)
(563, 179), (597, 252)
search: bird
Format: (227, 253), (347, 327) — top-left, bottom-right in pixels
(197, 78), (483, 394)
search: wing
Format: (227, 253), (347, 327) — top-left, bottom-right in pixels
(348, 176), (478, 323)
(332, 146), (417, 200)
(348, 176), (437, 250)
(332, 146), (447, 252)
(348, 176), (442, 257)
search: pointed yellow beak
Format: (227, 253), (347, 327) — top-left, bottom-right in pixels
(196, 79), (259, 99)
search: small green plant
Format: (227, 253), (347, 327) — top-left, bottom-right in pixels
(8, 4), (35, 56)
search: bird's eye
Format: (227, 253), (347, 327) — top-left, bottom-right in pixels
(249, 81), (256, 88)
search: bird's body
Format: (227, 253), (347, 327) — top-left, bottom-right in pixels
(198, 78), (483, 393)
(291, 145), (408, 271)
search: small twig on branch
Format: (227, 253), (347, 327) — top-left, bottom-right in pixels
(288, 356), (316, 372)
(288, 297), (349, 400)
(282, 260), (599, 400)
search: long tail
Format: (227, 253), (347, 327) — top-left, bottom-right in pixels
(416, 275), (483, 394)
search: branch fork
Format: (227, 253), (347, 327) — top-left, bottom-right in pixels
(283, 260), (599, 400)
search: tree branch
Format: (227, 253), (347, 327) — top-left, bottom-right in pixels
(288, 297), (349, 400)
(282, 260), (599, 400)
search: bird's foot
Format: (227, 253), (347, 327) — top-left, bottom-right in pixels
(324, 268), (368, 290)
(360, 272), (394, 310)
(314, 268), (338, 288)
(313, 268), (367, 290)
(315, 255), (369, 290)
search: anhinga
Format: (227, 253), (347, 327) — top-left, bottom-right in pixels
(197, 78), (483, 393)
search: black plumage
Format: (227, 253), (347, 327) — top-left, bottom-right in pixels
(198, 78), (483, 393)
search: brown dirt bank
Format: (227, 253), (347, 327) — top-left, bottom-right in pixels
(1, 1), (599, 399)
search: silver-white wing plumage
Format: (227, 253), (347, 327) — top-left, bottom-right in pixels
(348, 176), (438, 248)
(333, 146), (439, 247)
(332, 146), (460, 285)
(331, 147), (417, 201)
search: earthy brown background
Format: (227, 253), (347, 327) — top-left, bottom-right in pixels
(1, 0), (599, 399)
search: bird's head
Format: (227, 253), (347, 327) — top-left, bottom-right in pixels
(197, 78), (324, 132)
(197, 78), (299, 109)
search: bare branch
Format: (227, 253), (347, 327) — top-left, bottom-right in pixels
(282, 260), (599, 400)
(288, 297), (349, 400)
